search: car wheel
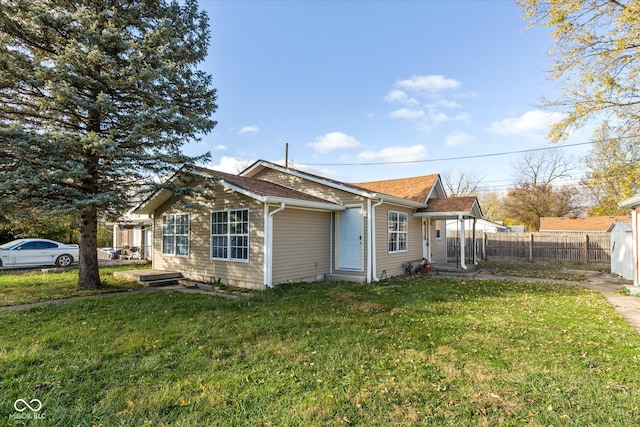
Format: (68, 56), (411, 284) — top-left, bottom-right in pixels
(55, 254), (73, 267)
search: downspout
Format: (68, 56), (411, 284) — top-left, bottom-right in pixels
(265, 203), (286, 287)
(459, 214), (467, 270)
(366, 199), (372, 283)
(371, 198), (384, 281)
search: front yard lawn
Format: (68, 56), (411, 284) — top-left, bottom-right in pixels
(0, 264), (148, 307)
(1, 275), (639, 425)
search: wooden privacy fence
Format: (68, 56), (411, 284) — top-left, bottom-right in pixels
(447, 232), (611, 264)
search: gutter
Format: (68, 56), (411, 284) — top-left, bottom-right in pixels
(265, 203), (286, 287)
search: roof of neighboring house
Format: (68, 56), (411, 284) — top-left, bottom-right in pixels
(416, 196), (483, 218)
(353, 174), (440, 204)
(540, 215), (632, 232)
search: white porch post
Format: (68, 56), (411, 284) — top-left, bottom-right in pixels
(459, 215), (467, 270)
(472, 217), (478, 265)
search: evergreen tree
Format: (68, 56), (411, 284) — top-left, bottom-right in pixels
(0, 0), (217, 289)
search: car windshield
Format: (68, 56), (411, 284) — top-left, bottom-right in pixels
(0, 240), (26, 250)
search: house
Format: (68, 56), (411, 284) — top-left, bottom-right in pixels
(446, 218), (509, 235)
(539, 215), (632, 232)
(134, 160), (483, 289)
(107, 213), (153, 260)
(619, 195), (640, 286)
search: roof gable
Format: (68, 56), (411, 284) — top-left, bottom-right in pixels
(353, 174), (442, 204)
(241, 160), (428, 207)
(134, 165), (342, 214)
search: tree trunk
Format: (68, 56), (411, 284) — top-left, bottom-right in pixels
(77, 207), (100, 289)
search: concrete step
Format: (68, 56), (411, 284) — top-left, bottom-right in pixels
(113, 269), (183, 287)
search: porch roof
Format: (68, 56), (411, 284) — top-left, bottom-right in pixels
(414, 196), (483, 219)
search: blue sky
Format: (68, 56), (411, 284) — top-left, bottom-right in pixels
(187, 0), (591, 192)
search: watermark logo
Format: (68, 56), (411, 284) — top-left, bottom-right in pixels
(9, 398), (45, 420)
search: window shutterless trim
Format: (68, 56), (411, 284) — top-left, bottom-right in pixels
(162, 213), (190, 257)
(210, 208), (250, 262)
(388, 210), (408, 253)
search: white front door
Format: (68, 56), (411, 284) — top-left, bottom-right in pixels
(422, 218), (430, 261)
(338, 207), (362, 270)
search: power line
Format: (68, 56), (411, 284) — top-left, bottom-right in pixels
(296, 140), (600, 167)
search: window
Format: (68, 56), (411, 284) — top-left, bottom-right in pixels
(162, 214), (189, 256)
(388, 211), (408, 253)
(18, 241), (58, 250)
(211, 209), (249, 261)
(435, 220), (442, 239)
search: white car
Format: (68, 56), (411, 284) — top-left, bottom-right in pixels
(0, 239), (79, 268)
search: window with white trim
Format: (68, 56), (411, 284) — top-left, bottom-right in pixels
(162, 213), (189, 256)
(211, 209), (249, 261)
(388, 211), (408, 253)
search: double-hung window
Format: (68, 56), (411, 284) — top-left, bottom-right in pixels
(162, 213), (189, 256)
(388, 211), (408, 253)
(211, 209), (249, 261)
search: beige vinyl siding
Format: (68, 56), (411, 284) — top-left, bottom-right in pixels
(152, 189), (266, 289)
(254, 168), (370, 278)
(430, 219), (447, 263)
(271, 208), (331, 284)
(373, 203), (423, 278)
(252, 168), (368, 206)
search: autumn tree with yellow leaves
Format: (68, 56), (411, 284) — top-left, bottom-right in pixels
(518, 0), (639, 214)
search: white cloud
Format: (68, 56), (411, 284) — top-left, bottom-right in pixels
(358, 144), (427, 163)
(384, 74), (466, 134)
(214, 144), (227, 151)
(307, 132), (362, 154)
(445, 131), (472, 147)
(438, 100), (462, 109)
(238, 125), (260, 135)
(487, 110), (565, 136)
(384, 89), (419, 105)
(389, 108), (425, 120)
(207, 156), (253, 174)
(396, 75), (461, 93)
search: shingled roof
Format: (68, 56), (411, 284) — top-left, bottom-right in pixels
(191, 166), (339, 206)
(416, 196), (482, 217)
(353, 174), (439, 204)
(539, 215), (632, 232)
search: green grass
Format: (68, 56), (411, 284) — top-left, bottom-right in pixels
(477, 260), (610, 281)
(1, 275), (639, 425)
(0, 264), (148, 307)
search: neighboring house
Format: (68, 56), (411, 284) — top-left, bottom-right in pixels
(134, 160), (483, 289)
(620, 195), (640, 286)
(446, 218), (509, 234)
(539, 215), (632, 232)
(107, 213), (153, 260)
